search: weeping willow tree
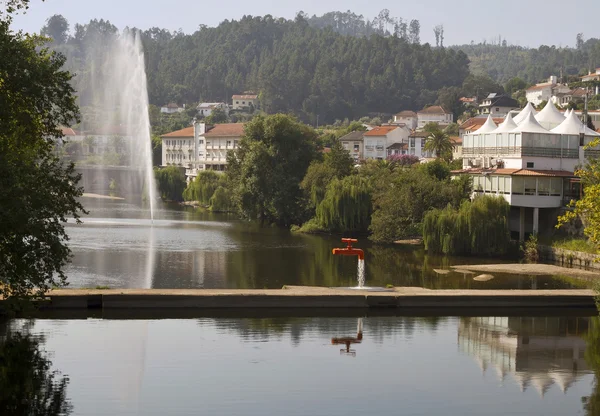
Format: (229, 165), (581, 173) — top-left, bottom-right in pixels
(315, 175), (372, 233)
(183, 170), (221, 204)
(423, 195), (510, 256)
(209, 186), (233, 212)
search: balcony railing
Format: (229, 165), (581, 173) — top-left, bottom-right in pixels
(463, 146), (579, 158)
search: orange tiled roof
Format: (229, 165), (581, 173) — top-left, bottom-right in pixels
(418, 105), (447, 115)
(459, 117), (504, 130)
(526, 83), (554, 92)
(364, 126), (398, 136)
(161, 126), (194, 138)
(204, 123), (245, 137)
(450, 136), (462, 145)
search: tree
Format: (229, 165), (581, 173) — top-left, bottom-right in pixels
(227, 114), (318, 226)
(577, 33), (584, 50)
(205, 108), (228, 124)
(40, 14), (69, 44)
(558, 138), (600, 253)
(154, 166), (186, 201)
(436, 86), (463, 120)
(316, 175), (372, 233)
(424, 129), (453, 160)
(183, 170), (220, 204)
(324, 139), (354, 178)
(504, 77), (528, 95)
(408, 19), (420, 44)
(1, 5), (85, 304)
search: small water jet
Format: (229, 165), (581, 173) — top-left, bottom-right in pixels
(332, 238), (391, 291)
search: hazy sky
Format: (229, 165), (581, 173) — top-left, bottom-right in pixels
(9, 0), (598, 47)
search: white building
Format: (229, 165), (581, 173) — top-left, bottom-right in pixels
(478, 93), (520, 117)
(339, 131), (365, 162)
(161, 121), (245, 180)
(525, 76), (571, 106)
(160, 103), (185, 114)
(416, 106), (453, 128)
(392, 111), (418, 129)
(362, 125), (410, 160)
(458, 106), (600, 240)
(232, 94), (258, 111)
(196, 102), (229, 117)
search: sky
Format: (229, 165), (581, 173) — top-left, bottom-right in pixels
(8, 0), (598, 47)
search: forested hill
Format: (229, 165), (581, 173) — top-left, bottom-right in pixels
(453, 38), (600, 84)
(41, 14), (469, 124)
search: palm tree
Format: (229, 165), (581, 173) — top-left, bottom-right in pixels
(424, 129), (453, 161)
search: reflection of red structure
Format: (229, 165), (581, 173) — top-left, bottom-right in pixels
(331, 319), (363, 356)
(332, 238), (364, 260)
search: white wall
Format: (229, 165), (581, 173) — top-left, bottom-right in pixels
(393, 115), (417, 129)
(417, 113), (453, 128)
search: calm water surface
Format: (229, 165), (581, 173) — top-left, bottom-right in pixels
(3, 315), (598, 416)
(63, 198), (585, 290)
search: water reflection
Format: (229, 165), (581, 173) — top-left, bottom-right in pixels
(13, 316), (600, 416)
(458, 316), (590, 395)
(65, 200), (587, 290)
(331, 318), (363, 356)
(0, 320), (71, 415)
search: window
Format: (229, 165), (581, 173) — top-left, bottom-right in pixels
(376, 145), (384, 151)
(236, 101), (239, 104)
(234, 140), (238, 147)
(524, 178), (536, 195)
(227, 141), (232, 146)
(550, 178), (562, 196)
(537, 178), (550, 196)
(410, 138), (415, 147)
(495, 107), (500, 112)
(354, 144), (360, 152)
(199, 140), (204, 145)
(512, 177), (523, 195)
(526, 162), (534, 168)
(242, 101), (246, 105)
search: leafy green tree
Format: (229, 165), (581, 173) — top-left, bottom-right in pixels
(183, 170), (220, 204)
(209, 186), (233, 212)
(205, 108), (228, 124)
(301, 162), (335, 209)
(423, 195), (510, 256)
(424, 129), (453, 161)
(504, 77), (528, 94)
(154, 166), (186, 201)
(40, 14), (69, 44)
(0, 4), (86, 304)
(316, 175), (372, 233)
(325, 139), (354, 178)
(444, 123), (460, 136)
(227, 114), (318, 226)
(151, 135), (162, 166)
(436, 86), (463, 120)
(369, 167), (466, 242)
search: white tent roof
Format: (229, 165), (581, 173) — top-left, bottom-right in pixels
(512, 112), (556, 134)
(513, 102), (538, 124)
(564, 109), (571, 117)
(535, 100), (565, 128)
(493, 113), (518, 132)
(551, 111), (600, 136)
(474, 115), (498, 133)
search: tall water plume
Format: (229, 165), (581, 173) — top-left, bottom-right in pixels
(357, 258), (365, 288)
(81, 29), (156, 220)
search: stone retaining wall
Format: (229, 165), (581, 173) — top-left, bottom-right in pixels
(539, 245), (600, 271)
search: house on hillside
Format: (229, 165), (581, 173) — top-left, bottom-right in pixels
(363, 125), (410, 160)
(392, 111), (418, 129)
(478, 93), (519, 116)
(525, 76), (570, 106)
(161, 121), (245, 180)
(552, 87), (588, 108)
(581, 68), (600, 82)
(160, 103), (185, 114)
(417, 106), (453, 128)
(339, 131), (365, 162)
(232, 94), (258, 111)
(197, 102), (229, 117)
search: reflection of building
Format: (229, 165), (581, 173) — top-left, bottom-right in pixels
(458, 317), (591, 396)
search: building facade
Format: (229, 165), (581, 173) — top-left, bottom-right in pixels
(362, 125), (410, 160)
(339, 131), (365, 162)
(417, 106), (453, 128)
(392, 111), (418, 129)
(196, 102), (229, 117)
(478, 93), (520, 117)
(232, 94), (258, 111)
(457, 108), (600, 240)
(161, 122), (245, 180)
(160, 103), (185, 114)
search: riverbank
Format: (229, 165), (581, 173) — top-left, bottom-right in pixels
(2, 286), (595, 312)
(453, 263), (600, 280)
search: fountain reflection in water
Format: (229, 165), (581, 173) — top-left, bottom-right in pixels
(85, 30), (157, 221)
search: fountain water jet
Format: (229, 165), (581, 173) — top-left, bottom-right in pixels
(82, 29), (157, 221)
